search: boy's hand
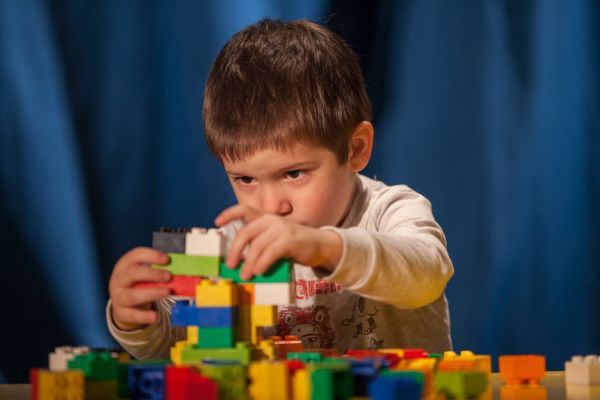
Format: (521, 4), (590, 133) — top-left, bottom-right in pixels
(215, 205), (343, 280)
(108, 247), (172, 331)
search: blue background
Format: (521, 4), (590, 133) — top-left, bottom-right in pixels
(1, 0), (598, 382)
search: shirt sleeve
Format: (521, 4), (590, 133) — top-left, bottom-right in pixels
(320, 187), (454, 310)
(106, 297), (186, 359)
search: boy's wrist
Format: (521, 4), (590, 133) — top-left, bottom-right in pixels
(318, 229), (343, 272)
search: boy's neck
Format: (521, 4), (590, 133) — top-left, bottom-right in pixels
(335, 173), (359, 227)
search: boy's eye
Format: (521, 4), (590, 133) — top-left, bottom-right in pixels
(286, 170), (306, 179)
(235, 176), (255, 184)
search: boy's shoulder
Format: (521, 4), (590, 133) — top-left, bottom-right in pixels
(357, 174), (431, 208)
(349, 174), (435, 230)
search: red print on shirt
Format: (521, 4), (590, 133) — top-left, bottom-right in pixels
(278, 305), (335, 349)
(295, 279), (342, 300)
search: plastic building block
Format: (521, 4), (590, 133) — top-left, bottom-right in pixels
(172, 341), (252, 366)
(49, 346), (90, 372)
(369, 375), (422, 400)
(238, 283), (255, 305)
(443, 350), (492, 374)
(153, 253), (220, 277)
(135, 275), (203, 297)
(251, 304), (278, 326)
(288, 352), (323, 363)
(435, 371), (487, 399)
(198, 327), (236, 348)
(185, 228), (226, 257)
(195, 279), (238, 307)
(237, 305), (252, 342)
(31, 369), (85, 399)
(437, 359), (478, 371)
(254, 282), (294, 305)
(186, 326), (199, 345)
(501, 384), (547, 400)
(86, 380), (118, 399)
(170, 301), (238, 327)
(292, 368), (311, 400)
(166, 365), (218, 400)
(566, 355), (600, 385)
(310, 364), (353, 400)
(251, 305), (278, 344)
(128, 364), (165, 399)
(272, 335), (303, 360)
(219, 259), (292, 283)
(499, 355), (546, 385)
(68, 351), (118, 381)
(248, 361), (290, 400)
(201, 360), (246, 400)
(152, 228), (187, 253)
(30, 369), (39, 399)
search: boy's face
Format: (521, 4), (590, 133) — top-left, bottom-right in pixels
(222, 142), (357, 227)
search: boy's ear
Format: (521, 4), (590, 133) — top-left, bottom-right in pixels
(347, 121), (374, 172)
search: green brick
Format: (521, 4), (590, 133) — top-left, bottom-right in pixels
(287, 352), (323, 363)
(181, 342), (251, 365)
(310, 364), (353, 400)
(68, 351), (118, 381)
(218, 259), (291, 283)
(201, 362), (247, 400)
(435, 371), (487, 399)
(152, 253), (220, 276)
(198, 327), (236, 348)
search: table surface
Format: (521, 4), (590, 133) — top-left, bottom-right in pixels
(1, 372), (599, 400)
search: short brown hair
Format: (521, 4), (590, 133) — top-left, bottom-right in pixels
(203, 18), (372, 163)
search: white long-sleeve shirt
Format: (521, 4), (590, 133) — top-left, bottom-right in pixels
(107, 174), (454, 358)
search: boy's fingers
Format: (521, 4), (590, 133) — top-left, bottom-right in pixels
(215, 205), (261, 227)
(116, 247), (169, 271)
(114, 307), (159, 327)
(240, 227), (280, 278)
(226, 218), (269, 269)
(114, 287), (171, 307)
(253, 237), (289, 278)
(120, 265), (171, 287)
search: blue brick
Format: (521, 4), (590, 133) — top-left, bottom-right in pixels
(369, 376), (421, 400)
(171, 301), (237, 327)
(128, 364), (165, 400)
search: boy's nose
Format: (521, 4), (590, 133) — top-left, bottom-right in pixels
(261, 193), (292, 216)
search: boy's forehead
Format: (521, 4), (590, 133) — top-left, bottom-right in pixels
(222, 142), (334, 174)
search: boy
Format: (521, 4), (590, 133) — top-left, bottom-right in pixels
(107, 19), (454, 359)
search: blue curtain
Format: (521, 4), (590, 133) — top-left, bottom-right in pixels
(0, 0), (597, 382)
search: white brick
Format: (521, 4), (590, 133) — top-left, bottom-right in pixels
(49, 346), (90, 371)
(185, 228), (226, 257)
(566, 355), (600, 385)
(254, 283), (294, 305)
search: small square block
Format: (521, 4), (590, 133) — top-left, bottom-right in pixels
(153, 231), (186, 253)
(254, 282), (294, 305)
(185, 228), (226, 257)
(198, 327), (236, 348)
(219, 259), (292, 283)
(152, 253), (220, 277)
(195, 280), (238, 307)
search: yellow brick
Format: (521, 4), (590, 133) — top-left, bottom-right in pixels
(443, 350), (492, 374)
(250, 305), (277, 344)
(38, 370), (84, 400)
(195, 279), (238, 306)
(170, 341), (187, 366)
(187, 326), (199, 344)
(249, 361), (289, 399)
(292, 368), (311, 400)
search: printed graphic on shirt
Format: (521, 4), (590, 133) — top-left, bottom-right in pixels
(341, 297), (384, 349)
(277, 305), (335, 349)
(295, 279), (343, 300)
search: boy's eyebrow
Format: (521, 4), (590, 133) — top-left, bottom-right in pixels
(226, 161), (317, 176)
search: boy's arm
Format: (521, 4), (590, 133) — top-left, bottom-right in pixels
(106, 297), (186, 359)
(320, 187), (454, 310)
